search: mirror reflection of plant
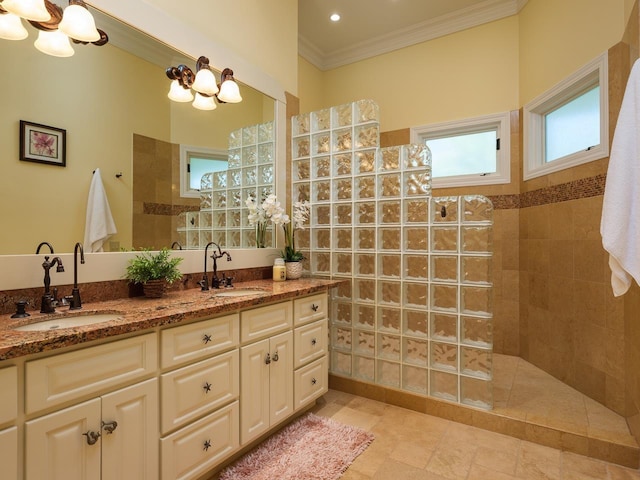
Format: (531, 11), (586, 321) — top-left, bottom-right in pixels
(245, 195), (310, 260)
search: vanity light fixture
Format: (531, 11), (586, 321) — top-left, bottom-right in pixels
(0, 0), (108, 56)
(166, 56), (243, 110)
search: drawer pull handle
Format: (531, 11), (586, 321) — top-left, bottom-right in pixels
(272, 351), (279, 362)
(265, 353), (271, 365)
(311, 304), (319, 312)
(101, 420), (118, 434)
(203, 334), (212, 344)
(203, 439), (212, 452)
(311, 338), (317, 346)
(311, 378), (317, 385)
(82, 430), (101, 445)
(203, 382), (212, 393)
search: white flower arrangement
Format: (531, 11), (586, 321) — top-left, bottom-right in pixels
(245, 194), (310, 258)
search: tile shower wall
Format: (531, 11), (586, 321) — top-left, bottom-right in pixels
(177, 121), (275, 249)
(291, 100), (495, 409)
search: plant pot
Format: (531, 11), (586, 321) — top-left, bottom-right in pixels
(285, 261), (303, 280)
(143, 279), (166, 298)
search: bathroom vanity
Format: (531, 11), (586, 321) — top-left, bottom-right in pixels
(0, 278), (340, 480)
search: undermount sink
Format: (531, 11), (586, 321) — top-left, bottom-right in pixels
(213, 288), (267, 298)
(13, 313), (123, 332)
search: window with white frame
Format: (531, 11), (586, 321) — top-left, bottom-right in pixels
(523, 52), (608, 180)
(410, 112), (511, 188)
(180, 144), (228, 198)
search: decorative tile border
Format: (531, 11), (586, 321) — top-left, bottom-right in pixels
(487, 174), (606, 210)
(142, 202), (199, 216)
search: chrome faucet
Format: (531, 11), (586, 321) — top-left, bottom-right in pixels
(40, 255), (64, 313)
(67, 242), (85, 310)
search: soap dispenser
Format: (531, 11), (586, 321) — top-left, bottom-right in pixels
(273, 258), (286, 282)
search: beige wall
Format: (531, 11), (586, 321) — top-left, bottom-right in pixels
(320, 16), (520, 132)
(519, 0), (627, 105)
(141, 0), (298, 96)
(298, 57), (325, 115)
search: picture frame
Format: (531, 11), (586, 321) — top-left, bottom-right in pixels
(19, 120), (66, 167)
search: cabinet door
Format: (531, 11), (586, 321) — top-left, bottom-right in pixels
(102, 379), (159, 480)
(26, 398), (102, 480)
(0, 426), (18, 480)
(269, 330), (293, 427)
(0, 366), (17, 424)
(240, 339), (270, 444)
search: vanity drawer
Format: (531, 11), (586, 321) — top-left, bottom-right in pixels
(161, 313), (239, 369)
(161, 350), (239, 434)
(161, 400), (239, 480)
(294, 356), (328, 410)
(25, 333), (157, 414)
(293, 293), (327, 326)
(241, 301), (292, 344)
(293, 319), (327, 369)
(0, 366), (17, 424)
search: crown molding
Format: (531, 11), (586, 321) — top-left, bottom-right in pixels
(299, 0), (527, 71)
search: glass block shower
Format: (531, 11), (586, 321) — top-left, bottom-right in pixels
(177, 120), (276, 249)
(291, 100), (495, 409)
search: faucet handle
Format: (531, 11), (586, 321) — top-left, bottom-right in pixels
(225, 276), (234, 288)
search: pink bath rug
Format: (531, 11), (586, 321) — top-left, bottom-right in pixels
(218, 413), (374, 480)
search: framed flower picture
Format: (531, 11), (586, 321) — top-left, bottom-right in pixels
(19, 120), (66, 167)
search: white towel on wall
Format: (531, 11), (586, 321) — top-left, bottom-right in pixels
(600, 59), (640, 296)
(84, 168), (117, 253)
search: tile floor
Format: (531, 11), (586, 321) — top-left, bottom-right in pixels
(313, 389), (640, 480)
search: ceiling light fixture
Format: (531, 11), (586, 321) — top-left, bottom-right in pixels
(330, 13), (341, 22)
(166, 56), (243, 110)
(0, 0), (108, 56)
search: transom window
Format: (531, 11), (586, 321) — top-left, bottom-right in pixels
(180, 145), (228, 198)
(524, 52), (608, 180)
(410, 112), (511, 188)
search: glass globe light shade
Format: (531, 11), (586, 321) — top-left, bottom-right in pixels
(1, 0), (50, 22)
(167, 80), (194, 102)
(58, 4), (100, 42)
(34, 30), (74, 57)
(192, 68), (219, 96)
(217, 79), (242, 103)
(0, 13), (28, 40)
(192, 93), (217, 111)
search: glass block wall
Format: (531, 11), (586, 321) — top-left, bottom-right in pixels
(177, 121), (275, 249)
(291, 100), (495, 409)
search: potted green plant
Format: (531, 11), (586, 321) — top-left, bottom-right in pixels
(125, 248), (183, 298)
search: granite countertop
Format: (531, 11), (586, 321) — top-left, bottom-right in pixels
(0, 278), (345, 361)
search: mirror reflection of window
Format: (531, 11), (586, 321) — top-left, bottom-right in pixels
(180, 145), (228, 197)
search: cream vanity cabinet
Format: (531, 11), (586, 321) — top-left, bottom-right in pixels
(240, 302), (294, 444)
(0, 366), (18, 480)
(160, 313), (240, 480)
(293, 293), (329, 409)
(24, 333), (158, 480)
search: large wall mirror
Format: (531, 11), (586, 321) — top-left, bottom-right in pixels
(0, 5), (277, 255)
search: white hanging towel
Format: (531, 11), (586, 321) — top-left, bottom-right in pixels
(600, 59), (640, 296)
(83, 168), (117, 252)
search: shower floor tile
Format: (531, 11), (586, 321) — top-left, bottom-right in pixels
(493, 353), (636, 448)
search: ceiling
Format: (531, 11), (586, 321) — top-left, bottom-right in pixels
(298, 0), (527, 71)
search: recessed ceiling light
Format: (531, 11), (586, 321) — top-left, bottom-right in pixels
(330, 13), (341, 22)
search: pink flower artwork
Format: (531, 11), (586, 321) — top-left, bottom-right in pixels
(30, 131), (57, 157)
